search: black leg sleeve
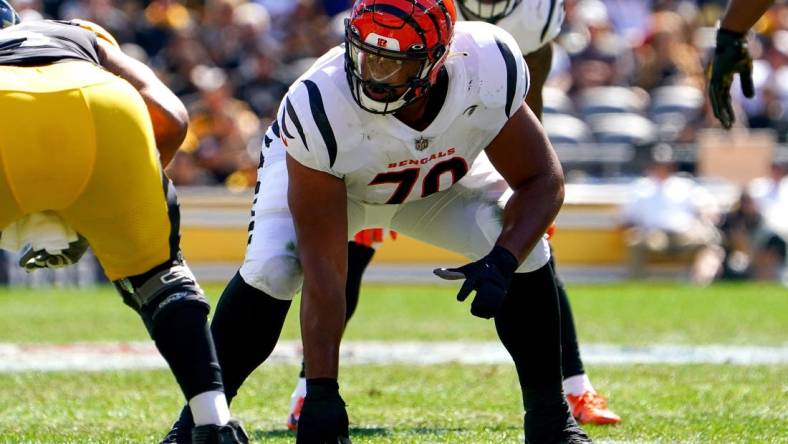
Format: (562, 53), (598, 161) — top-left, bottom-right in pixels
(345, 241), (375, 323)
(551, 256), (586, 379)
(211, 271), (291, 401)
(152, 303), (224, 400)
(495, 263), (575, 443)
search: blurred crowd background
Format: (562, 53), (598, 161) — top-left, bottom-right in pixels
(11, 0), (783, 187)
(4, 0), (788, 284)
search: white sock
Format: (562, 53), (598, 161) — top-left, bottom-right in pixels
(189, 390), (231, 426)
(293, 377), (307, 397)
(563, 374), (594, 396)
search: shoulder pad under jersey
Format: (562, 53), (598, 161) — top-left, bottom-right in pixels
(277, 46), (364, 177)
(452, 21), (529, 119)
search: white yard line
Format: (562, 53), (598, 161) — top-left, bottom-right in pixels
(0, 341), (785, 373)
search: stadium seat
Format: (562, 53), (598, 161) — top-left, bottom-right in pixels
(543, 113), (593, 145)
(542, 86), (575, 115)
(587, 112), (658, 146)
(649, 85), (704, 141)
(577, 86), (649, 117)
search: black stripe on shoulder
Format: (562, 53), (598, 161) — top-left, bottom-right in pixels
(495, 36), (517, 118)
(302, 79), (338, 168)
(541, 0), (557, 42)
(263, 134), (273, 148)
(279, 108), (294, 139)
(271, 118), (280, 137)
(286, 96), (308, 150)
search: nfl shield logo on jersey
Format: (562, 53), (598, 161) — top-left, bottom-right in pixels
(414, 137), (430, 151)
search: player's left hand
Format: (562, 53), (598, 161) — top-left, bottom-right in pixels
(434, 245), (519, 319)
(18, 235), (89, 272)
(296, 380), (351, 444)
(707, 28), (755, 129)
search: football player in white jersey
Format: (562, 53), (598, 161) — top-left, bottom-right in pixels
(163, 0), (592, 442)
(284, 0), (619, 430)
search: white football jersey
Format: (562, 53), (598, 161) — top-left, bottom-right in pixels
(266, 21), (528, 206)
(456, 0), (565, 55)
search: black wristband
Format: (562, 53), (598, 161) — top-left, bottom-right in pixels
(488, 245), (519, 275)
(306, 378), (340, 397)
(717, 27), (746, 39)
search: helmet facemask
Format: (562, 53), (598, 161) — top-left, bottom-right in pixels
(456, 0), (521, 23)
(345, 19), (446, 115)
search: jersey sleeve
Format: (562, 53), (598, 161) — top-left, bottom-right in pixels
(275, 81), (343, 178)
(69, 19), (120, 48)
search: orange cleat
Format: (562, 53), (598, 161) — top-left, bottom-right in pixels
(286, 377), (307, 431)
(286, 395), (304, 431)
(566, 391), (621, 425)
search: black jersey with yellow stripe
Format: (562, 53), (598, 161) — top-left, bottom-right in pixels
(0, 20), (100, 66)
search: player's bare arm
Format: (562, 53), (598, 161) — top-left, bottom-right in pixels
(486, 103), (565, 262)
(286, 154), (348, 380)
(719, 0), (775, 33)
(95, 39), (188, 166)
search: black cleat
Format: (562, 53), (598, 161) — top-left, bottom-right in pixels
(523, 398), (592, 444)
(160, 406), (194, 444)
(192, 419), (249, 444)
(558, 423), (592, 444)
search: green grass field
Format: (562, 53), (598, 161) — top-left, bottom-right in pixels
(1, 282), (786, 345)
(0, 282), (786, 443)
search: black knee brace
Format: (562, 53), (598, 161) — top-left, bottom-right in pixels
(114, 260), (210, 336)
(115, 261), (222, 399)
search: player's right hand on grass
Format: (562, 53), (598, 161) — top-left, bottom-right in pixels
(296, 379), (351, 444)
(434, 245), (519, 319)
(708, 28), (755, 129)
(19, 234), (89, 272)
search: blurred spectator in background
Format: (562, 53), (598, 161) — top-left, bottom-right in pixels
(718, 191), (786, 280)
(635, 9), (704, 91)
(562, 0), (637, 92)
(177, 64), (259, 187)
(619, 145), (724, 284)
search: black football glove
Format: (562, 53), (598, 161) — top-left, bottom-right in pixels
(18, 234), (89, 272)
(707, 28), (755, 129)
(296, 379), (351, 444)
(433, 245), (518, 319)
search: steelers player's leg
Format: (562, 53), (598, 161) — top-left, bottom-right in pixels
(392, 189), (589, 442)
(0, 88), (23, 229)
(523, 43), (553, 120)
(166, 151), (308, 440)
(58, 78), (233, 431)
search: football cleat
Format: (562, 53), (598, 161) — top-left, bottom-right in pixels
(287, 377), (307, 431)
(192, 419), (249, 444)
(558, 423), (593, 444)
(566, 391), (621, 425)
(160, 407), (193, 444)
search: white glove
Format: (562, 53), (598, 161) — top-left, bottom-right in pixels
(18, 235), (89, 272)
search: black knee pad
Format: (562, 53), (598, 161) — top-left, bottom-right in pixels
(114, 261), (210, 335)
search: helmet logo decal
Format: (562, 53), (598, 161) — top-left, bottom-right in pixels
(365, 32), (400, 51)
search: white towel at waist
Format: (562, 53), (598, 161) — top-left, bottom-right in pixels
(0, 211), (79, 254)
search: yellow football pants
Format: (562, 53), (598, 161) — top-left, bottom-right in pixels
(0, 61), (175, 281)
